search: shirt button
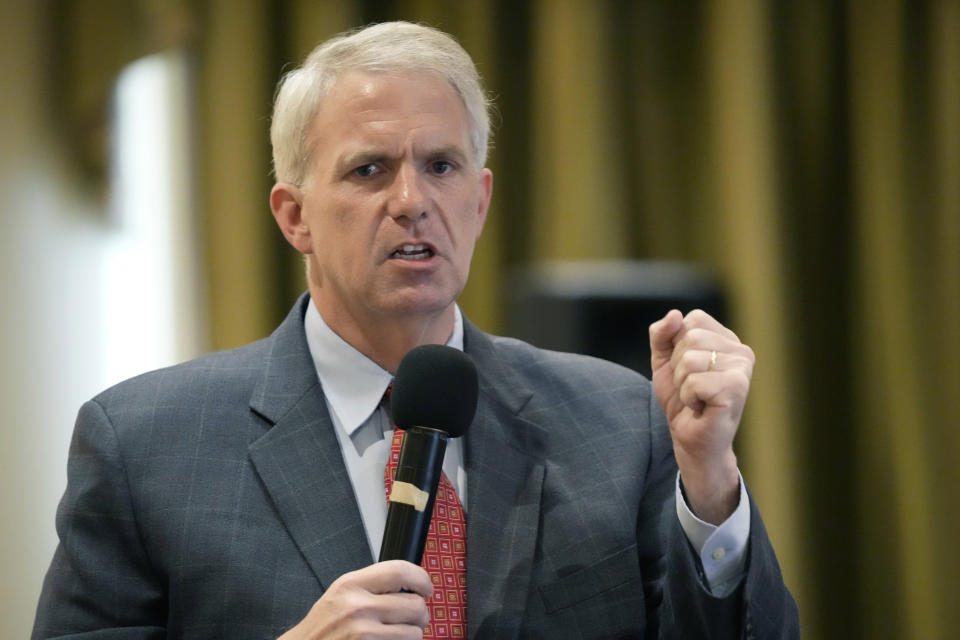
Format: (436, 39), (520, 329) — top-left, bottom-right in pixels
(712, 547), (726, 560)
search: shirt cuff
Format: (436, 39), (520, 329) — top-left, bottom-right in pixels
(675, 472), (750, 597)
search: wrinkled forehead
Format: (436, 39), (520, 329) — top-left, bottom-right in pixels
(309, 70), (474, 163)
(320, 69), (469, 121)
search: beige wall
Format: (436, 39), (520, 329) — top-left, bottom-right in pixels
(2, 4), (121, 636)
(1, 3), (209, 633)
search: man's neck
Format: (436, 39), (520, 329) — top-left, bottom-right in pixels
(309, 296), (455, 374)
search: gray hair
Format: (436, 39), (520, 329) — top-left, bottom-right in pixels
(270, 21), (491, 186)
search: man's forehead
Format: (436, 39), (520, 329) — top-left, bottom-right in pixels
(311, 70), (473, 159)
(325, 69), (461, 111)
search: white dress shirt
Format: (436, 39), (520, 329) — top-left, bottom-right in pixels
(302, 299), (748, 594)
(304, 301), (467, 561)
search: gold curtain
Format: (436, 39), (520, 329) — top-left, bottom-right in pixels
(54, 1), (960, 637)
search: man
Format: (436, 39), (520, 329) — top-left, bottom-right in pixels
(34, 22), (799, 639)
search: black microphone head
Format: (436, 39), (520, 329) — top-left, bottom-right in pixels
(390, 344), (478, 438)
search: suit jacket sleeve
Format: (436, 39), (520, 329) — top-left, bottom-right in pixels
(637, 383), (800, 639)
(464, 326), (799, 638)
(32, 399), (166, 639)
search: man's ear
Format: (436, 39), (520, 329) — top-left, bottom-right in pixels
(270, 183), (313, 254)
(475, 168), (493, 235)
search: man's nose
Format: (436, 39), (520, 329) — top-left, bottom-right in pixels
(386, 163), (427, 221)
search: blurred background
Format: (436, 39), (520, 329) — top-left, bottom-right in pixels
(2, 1), (957, 638)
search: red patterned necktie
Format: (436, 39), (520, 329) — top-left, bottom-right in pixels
(385, 427), (467, 638)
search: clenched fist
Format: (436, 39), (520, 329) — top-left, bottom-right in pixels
(649, 309), (755, 524)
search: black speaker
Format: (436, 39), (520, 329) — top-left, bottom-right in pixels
(506, 261), (727, 379)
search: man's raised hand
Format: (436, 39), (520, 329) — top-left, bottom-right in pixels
(649, 309), (755, 524)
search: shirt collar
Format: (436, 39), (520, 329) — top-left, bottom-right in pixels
(303, 299), (464, 437)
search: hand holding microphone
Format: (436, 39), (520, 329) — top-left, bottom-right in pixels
(281, 345), (477, 640)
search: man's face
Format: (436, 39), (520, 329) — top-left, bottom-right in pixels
(291, 71), (492, 331)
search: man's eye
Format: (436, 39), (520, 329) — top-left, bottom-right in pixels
(431, 161), (453, 175)
(354, 164), (379, 177)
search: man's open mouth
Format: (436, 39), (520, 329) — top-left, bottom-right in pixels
(390, 244), (435, 261)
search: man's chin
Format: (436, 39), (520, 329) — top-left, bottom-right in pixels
(374, 288), (459, 320)
(379, 299), (455, 319)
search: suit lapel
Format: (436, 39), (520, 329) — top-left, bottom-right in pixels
(464, 322), (547, 638)
(247, 295), (372, 590)
(242, 300), (550, 629)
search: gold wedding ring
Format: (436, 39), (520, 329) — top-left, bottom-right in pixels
(708, 350), (718, 372)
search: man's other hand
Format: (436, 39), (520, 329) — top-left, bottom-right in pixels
(649, 309), (754, 525)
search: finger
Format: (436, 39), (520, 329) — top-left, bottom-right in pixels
(673, 348), (715, 388)
(681, 309), (740, 343)
(376, 591), (431, 628)
(674, 347), (755, 383)
(671, 331), (753, 374)
(377, 624), (429, 640)
(676, 348), (755, 389)
(649, 309), (684, 370)
(348, 560), (434, 599)
(673, 326), (742, 354)
(379, 628), (428, 640)
(679, 369), (751, 413)
(340, 617), (428, 640)
(662, 391), (688, 424)
(336, 590), (430, 629)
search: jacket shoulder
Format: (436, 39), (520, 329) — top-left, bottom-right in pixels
(90, 336), (273, 426)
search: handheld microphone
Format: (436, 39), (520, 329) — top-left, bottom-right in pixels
(378, 344), (478, 564)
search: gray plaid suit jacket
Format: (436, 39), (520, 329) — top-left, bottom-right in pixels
(34, 294), (799, 639)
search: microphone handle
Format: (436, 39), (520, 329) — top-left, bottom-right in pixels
(379, 427), (448, 563)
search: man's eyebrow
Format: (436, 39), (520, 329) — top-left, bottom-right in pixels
(334, 145), (472, 173)
(336, 150), (395, 171)
(425, 145), (470, 164)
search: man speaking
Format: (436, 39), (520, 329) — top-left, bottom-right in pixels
(33, 21), (799, 639)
